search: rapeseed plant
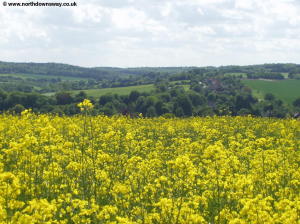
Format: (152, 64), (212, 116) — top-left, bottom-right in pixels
(0, 100), (298, 223)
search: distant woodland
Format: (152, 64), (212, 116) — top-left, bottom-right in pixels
(0, 61), (299, 117)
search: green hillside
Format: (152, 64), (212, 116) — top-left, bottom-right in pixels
(0, 73), (88, 81)
(45, 83), (191, 98)
(45, 84), (155, 98)
(242, 79), (300, 104)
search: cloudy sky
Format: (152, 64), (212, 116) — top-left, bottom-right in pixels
(0, 0), (300, 67)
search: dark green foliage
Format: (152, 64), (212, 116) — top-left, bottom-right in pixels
(55, 92), (73, 105)
(237, 108), (251, 116)
(265, 93), (275, 101)
(74, 91), (88, 103)
(234, 94), (257, 114)
(99, 94), (115, 106)
(155, 101), (167, 116)
(174, 107), (184, 117)
(146, 106), (157, 117)
(247, 72), (284, 80)
(173, 95), (193, 116)
(129, 91), (140, 103)
(293, 98), (300, 108)
(0, 90), (7, 109)
(0, 62), (295, 118)
(188, 92), (206, 106)
(10, 104), (25, 114)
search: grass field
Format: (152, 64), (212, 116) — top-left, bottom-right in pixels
(0, 73), (88, 81)
(45, 84), (190, 98)
(69, 84), (156, 97)
(281, 73), (289, 79)
(242, 79), (300, 104)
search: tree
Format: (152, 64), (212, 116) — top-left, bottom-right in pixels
(55, 92), (73, 105)
(5, 92), (24, 108)
(265, 93), (275, 101)
(188, 92), (206, 106)
(136, 96), (147, 114)
(99, 94), (114, 106)
(154, 101), (165, 116)
(146, 106), (157, 117)
(191, 84), (203, 93)
(23, 93), (39, 108)
(74, 91), (87, 102)
(237, 108), (251, 116)
(0, 90), (7, 110)
(129, 90), (140, 103)
(293, 98), (300, 108)
(10, 104), (25, 114)
(155, 82), (168, 92)
(235, 94), (256, 113)
(174, 107), (184, 117)
(64, 104), (80, 115)
(100, 102), (116, 116)
(174, 95), (192, 116)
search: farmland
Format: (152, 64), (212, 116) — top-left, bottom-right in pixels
(45, 84), (190, 98)
(0, 109), (299, 223)
(0, 62), (299, 118)
(44, 84), (156, 97)
(242, 79), (300, 104)
(71, 84), (156, 97)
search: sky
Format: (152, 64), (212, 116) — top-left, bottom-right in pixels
(0, 0), (300, 67)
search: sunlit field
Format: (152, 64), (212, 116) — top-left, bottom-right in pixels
(242, 79), (300, 105)
(0, 105), (299, 223)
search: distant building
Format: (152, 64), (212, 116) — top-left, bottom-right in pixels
(294, 112), (300, 119)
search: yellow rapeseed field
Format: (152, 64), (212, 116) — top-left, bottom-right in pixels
(0, 101), (299, 223)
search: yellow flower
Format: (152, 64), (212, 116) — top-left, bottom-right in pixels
(0, 114), (298, 223)
(77, 99), (94, 111)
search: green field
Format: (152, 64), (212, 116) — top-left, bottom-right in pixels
(74, 84), (156, 97)
(281, 73), (289, 79)
(0, 73), (88, 81)
(44, 84), (155, 97)
(45, 83), (190, 98)
(242, 79), (300, 104)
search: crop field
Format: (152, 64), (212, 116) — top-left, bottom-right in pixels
(242, 79), (300, 104)
(44, 83), (190, 97)
(0, 106), (299, 223)
(69, 84), (156, 98)
(43, 85), (154, 97)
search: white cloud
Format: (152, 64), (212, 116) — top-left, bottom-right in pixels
(234, 0), (254, 10)
(160, 2), (172, 17)
(0, 7), (48, 42)
(111, 7), (148, 30)
(1, 0), (300, 67)
(70, 4), (106, 23)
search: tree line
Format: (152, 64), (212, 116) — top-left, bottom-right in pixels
(0, 74), (298, 118)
